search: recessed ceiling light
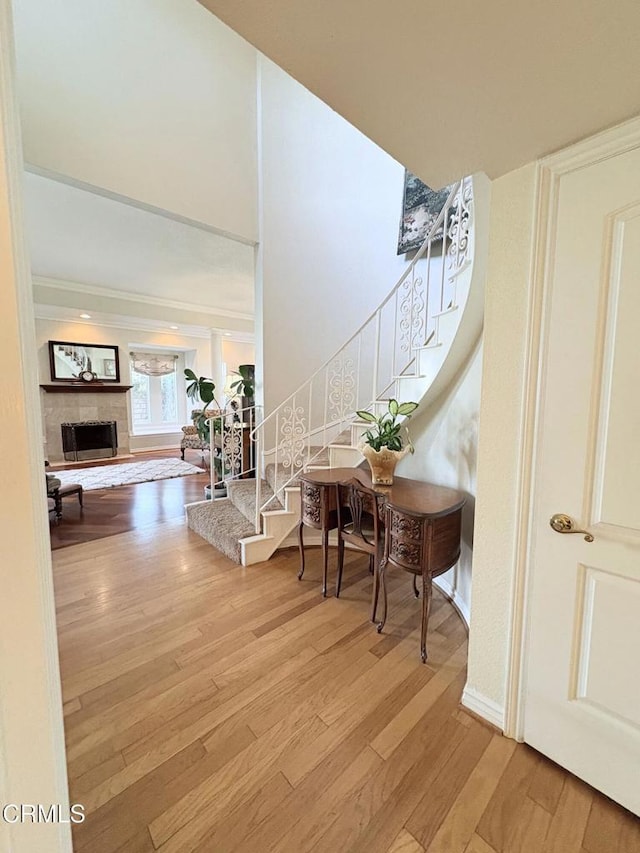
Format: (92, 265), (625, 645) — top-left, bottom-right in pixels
(224, 332), (232, 336)
(169, 325), (179, 330)
(79, 313), (91, 319)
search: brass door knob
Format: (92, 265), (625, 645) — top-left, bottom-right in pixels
(549, 513), (594, 542)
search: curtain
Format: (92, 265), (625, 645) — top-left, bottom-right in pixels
(130, 352), (178, 377)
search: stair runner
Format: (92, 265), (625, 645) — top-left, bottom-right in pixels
(186, 447), (330, 564)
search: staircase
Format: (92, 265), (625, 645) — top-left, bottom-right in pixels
(187, 175), (487, 565)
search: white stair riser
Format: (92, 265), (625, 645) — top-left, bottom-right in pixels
(329, 445), (363, 467)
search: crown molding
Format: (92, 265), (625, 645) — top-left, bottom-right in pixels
(33, 304), (213, 339)
(25, 163), (258, 248)
(33, 275), (254, 323)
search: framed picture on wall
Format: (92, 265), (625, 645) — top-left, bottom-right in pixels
(397, 171), (455, 254)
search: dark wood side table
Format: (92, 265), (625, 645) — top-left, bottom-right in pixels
(297, 468), (465, 661)
(298, 474), (340, 596)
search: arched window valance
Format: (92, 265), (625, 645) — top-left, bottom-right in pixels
(130, 352), (178, 377)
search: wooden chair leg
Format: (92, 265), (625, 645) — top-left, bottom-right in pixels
(412, 574), (419, 598)
(321, 529), (329, 597)
(420, 573), (433, 663)
(376, 558), (388, 634)
(336, 536), (345, 598)
(371, 554), (381, 623)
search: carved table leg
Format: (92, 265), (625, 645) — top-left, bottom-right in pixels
(321, 528), (329, 597)
(420, 572), (433, 663)
(297, 521), (305, 580)
(412, 574), (419, 598)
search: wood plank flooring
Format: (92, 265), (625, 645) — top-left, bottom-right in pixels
(52, 519), (640, 852)
(49, 450), (209, 550)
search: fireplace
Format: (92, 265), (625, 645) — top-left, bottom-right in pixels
(61, 421), (118, 462)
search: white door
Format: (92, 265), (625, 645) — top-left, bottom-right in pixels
(525, 137), (640, 816)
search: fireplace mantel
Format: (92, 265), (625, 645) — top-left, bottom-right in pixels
(40, 384), (132, 394)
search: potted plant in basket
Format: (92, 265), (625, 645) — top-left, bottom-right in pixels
(356, 399), (419, 485)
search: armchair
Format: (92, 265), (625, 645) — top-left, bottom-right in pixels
(180, 408), (221, 461)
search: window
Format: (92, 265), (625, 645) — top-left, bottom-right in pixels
(129, 351), (184, 433)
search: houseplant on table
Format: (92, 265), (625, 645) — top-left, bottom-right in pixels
(356, 399), (419, 485)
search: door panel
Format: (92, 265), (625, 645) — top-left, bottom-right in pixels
(594, 208), (640, 533)
(574, 564), (640, 728)
(525, 144), (640, 816)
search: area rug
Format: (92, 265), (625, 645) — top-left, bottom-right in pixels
(54, 459), (203, 491)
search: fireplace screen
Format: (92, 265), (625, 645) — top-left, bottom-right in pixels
(61, 421), (118, 462)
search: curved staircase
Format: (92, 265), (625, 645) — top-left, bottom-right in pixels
(187, 175), (488, 565)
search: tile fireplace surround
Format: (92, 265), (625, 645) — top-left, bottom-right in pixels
(41, 386), (131, 463)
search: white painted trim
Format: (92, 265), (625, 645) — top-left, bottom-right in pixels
(462, 686), (506, 731)
(542, 115), (640, 174)
(130, 444), (182, 453)
(505, 117), (640, 742)
(25, 163), (259, 248)
(0, 1), (72, 849)
(433, 575), (470, 630)
(33, 275), (255, 322)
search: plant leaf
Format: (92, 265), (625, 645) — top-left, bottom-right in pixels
(397, 401), (419, 416)
(356, 410), (377, 423)
(388, 399), (399, 416)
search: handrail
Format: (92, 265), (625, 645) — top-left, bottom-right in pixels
(204, 177), (474, 540)
(250, 180), (461, 440)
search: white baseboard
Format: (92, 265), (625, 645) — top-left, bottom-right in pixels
(461, 685), (505, 731)
(433, 574), (470, 630)
(130, 444), (181, 454)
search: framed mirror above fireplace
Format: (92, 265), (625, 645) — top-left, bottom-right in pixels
(48, 340), (120, 382)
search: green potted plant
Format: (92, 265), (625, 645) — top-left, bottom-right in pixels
(229, 363), (255, 403)
(356, 399), (419, 485)
(184, 369), (226, 495)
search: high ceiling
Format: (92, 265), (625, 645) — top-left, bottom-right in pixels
(23, 171), (255, 319)
(199, 0), (640, 187)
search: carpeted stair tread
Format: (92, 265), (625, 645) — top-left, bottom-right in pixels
(264, 446), (330, 493)
(331, 428), (353, 446)
(186, 499), (255, 564)
(226, 478), (283, 524)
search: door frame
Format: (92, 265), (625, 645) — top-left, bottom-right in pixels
(504, 115), (640, 740)
(0, 1), (72, 849)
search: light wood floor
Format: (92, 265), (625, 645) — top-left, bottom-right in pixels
(53, 519), (640, 852)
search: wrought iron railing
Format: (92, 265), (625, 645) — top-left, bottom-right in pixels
(209, 177), (473, 534)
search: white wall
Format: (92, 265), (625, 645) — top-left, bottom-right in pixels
(222, 339), (255, 373)
(258, 58), (408, 411)
(397, 340), (483, 626)
(0, 1), (71, 846)
(13, 0), (258, 242)
(35, 317), (211, 452)
(466, 164), (539, 715)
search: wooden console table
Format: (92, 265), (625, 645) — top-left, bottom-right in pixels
(298, 467), (465, 660)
